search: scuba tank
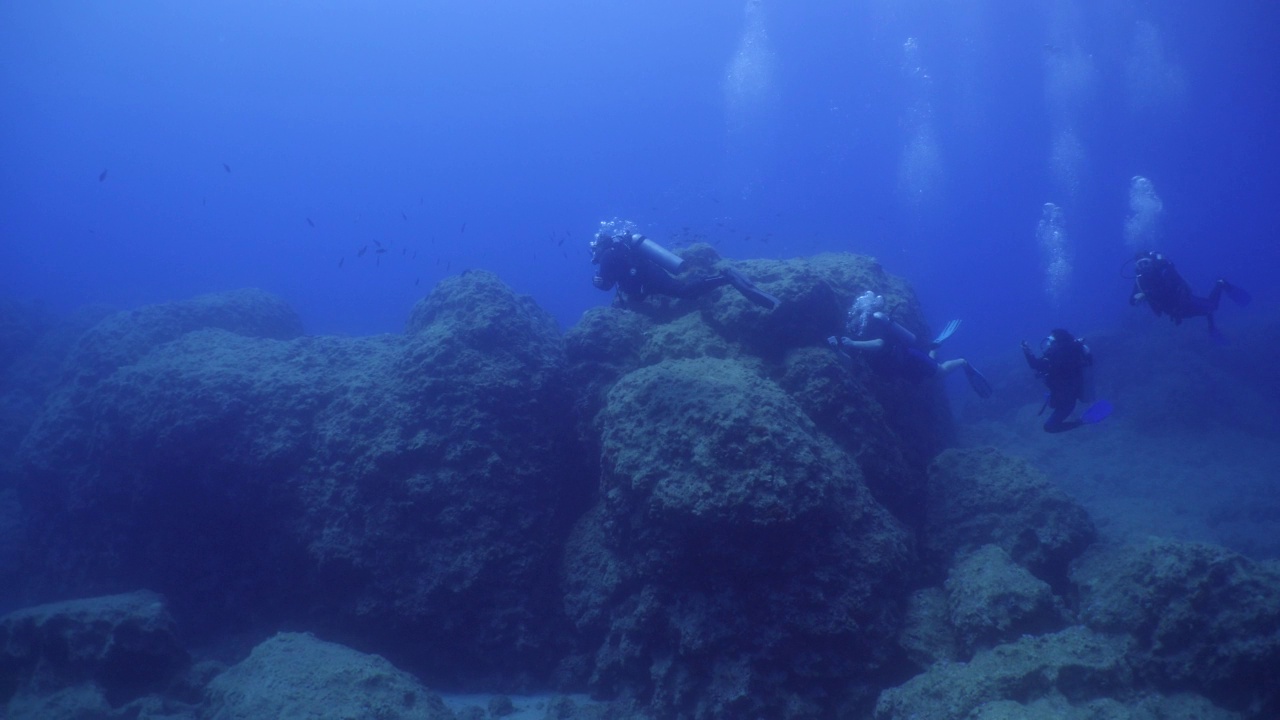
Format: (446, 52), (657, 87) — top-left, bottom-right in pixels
(627, 234), (687, 274)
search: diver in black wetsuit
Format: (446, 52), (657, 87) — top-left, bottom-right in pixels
(589, 220), (780, 309)
(1129, 251), (1251, 338)
(1021, 329), (1093, 433)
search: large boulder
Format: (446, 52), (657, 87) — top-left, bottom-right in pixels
(566, 250), (953, 526)
(945, 545), (1065, 655)
(14, 276), (587, 686)
(1074, 538), (1280, 717)
(874, 625), (1241, 720)
(204, 632), (456, 720)
(0, 591), (187, 708)
(563, 356), (911, 719)
(924, 447), (1096, 590)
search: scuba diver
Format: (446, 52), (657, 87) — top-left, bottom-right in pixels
(828, 290), (993, 398)
(1128, 251), (1251, 340)
(589, 219), (781, 310)
(1021, 329), (1110, 433)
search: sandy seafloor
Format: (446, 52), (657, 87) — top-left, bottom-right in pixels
(955, 303), (1280, 561)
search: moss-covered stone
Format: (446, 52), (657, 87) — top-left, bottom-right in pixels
(1075, 538), (1280, 716)
(567, 356), (911, 719)
(924, 447), (1096, 590)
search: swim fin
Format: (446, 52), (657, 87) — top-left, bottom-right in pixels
(931, 319), (961, 348)
(724, 268), (781, 310)
(1222, 282), (1252, 306)
(1081, 399), (1113, 425)
(963, 363), (992, 398)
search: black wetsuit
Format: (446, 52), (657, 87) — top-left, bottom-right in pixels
(1023, 339), (1090, 433)
(1132, 255), (1223, 330)
(594, 243), (727, 300)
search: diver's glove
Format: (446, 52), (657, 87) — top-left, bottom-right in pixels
(827, 336), (839, 349)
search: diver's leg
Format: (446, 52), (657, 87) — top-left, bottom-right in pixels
(1043, 401), (1082, 433)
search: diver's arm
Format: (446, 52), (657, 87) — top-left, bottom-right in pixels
(1021, 341), (1048, 372)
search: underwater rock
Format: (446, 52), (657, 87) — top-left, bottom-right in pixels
(565, 356), (911, 719)
(1074, 537), (1280, 717)
(15, 275), (586, 686)
(874, 626), (1137, 719)
(567, 250), (952, 527)
(58, 288), (302, 385)
(204, 632), (456, 720)
(924, 447), (1095, 590)
(945, 544), (1065, 655)
(0, 590), (188, 708)
(897, 587), (960, 670)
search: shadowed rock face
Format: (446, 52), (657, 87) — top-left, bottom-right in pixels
(14, 276), (588, 686)
(0, 591), (188, 708)
(6, 252), (962, 716)
(1074, 537), (1280, 716)
(564, 355), (912, 719)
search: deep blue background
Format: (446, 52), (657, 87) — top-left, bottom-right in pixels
(3, 0), (1276, 359)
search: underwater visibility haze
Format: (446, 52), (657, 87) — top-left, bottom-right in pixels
(2, 1), (1279, 718)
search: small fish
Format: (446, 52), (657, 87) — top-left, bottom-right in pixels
(557, 237), (565, 247)
(418, 196), (423, 205)
(306, 217), (315, 228)
(222, 163), (231, 173)
(358, 245), (368, 257)
(402, 248), (406, 255)
(414, 277), (420, 286)
(460, 223), (466, 233)
(339, 257), (345, 268)
(376, 248), (388, 255)
(98, 169), (108, 182)
(202, 197), (207, 206)
(373, 239), (383, 248)
(401, 211), (407, 221)
(412, 250), (417, 259)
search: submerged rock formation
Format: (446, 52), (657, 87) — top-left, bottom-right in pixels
(2, 247), (1272, 719)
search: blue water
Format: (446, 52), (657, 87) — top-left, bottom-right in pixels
(2, 1), (1276, 352)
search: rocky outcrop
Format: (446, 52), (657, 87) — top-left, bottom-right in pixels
(0, 591), (188, 709)
(14, 276), (586, 686)
(1075, 538), (1280, 716)
(562, 356), (911, 719)
(924, 447), (1096, 590)
(204, 632), (456, 720)
(945, 544), (1064, 655)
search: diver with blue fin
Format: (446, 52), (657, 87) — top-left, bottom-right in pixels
(828, 290), (992, 398)
(1021, 329), (1111, 433)
(1128, 251), (1251, 342)
(590, 219), (781, 310)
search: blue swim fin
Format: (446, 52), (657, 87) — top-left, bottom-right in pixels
(1081, 400), (1113, 425)
(1223, 282), (1252, 306)
(931, 319), (961, 348)
(963, 363), (992, 399)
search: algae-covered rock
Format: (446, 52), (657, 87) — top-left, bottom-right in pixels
(204, 632), (456, 720)
(15, 275), (585, 686)
(924, 447), (1095, 589)
(945, 544), (1065, 655)
(1075, 538), (1280, 717)
(0, 591), (187, 707)
(874, 627), (1136, 720)
(898, 587), (960, 669)
(566, 356), (911, 719)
